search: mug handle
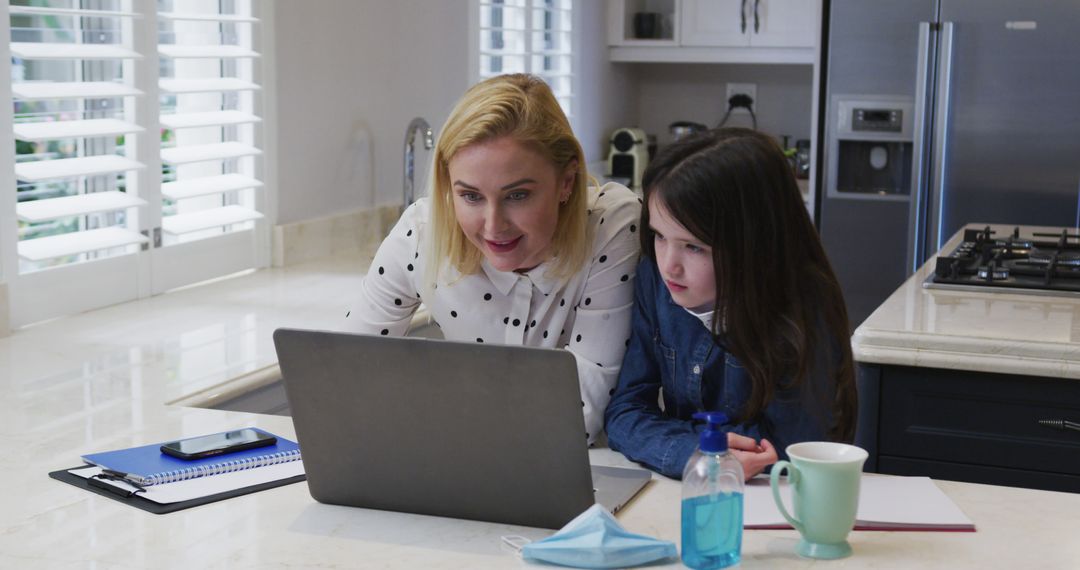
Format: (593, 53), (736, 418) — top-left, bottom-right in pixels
(770, 460), (803, 533)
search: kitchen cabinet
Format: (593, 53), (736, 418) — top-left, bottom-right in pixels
(681, 0), (815, 48)
(852, 223), (1080, 494)
(608, 0), (818, 63)
(857, 364), (1080, 493)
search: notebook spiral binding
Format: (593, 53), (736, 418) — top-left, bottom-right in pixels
(144, 449), (302, 486)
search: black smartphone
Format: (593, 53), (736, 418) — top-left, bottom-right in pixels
(160, 428), (277, 460)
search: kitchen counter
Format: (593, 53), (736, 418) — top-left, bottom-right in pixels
(853, 223), (1080, 379)
(3, 252), (1080, 567)
(852, 224), (1080, 492)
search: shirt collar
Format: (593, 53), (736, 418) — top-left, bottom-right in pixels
(684, 306), (715, 330)
(480, 258), (560, 296)
(659, 273), (719, 332)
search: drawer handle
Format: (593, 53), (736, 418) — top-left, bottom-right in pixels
(1038, 419), (1080, 433)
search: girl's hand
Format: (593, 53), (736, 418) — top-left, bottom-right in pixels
(727, 433), (778, 480)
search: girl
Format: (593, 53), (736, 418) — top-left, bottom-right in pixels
(604, 128), (857, 479)
(345, 75), (641, 443)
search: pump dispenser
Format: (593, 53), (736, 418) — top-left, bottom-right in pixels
(681, 412), (744, 569)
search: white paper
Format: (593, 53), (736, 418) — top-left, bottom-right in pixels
(72, 460), (305, 504)
(744, 477), (792, 528)
(743, 474), (974, 530)
(856, 476), (973, 528)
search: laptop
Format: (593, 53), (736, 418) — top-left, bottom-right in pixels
(273, 328), (652, 529)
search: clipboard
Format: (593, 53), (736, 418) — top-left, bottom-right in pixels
(50, 465), (306, 514)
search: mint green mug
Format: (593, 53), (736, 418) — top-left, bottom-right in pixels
(769, 442), (868, 559)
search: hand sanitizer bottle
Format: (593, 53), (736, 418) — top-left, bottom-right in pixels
(681, 412), (744, 569)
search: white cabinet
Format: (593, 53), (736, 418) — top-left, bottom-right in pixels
(609, 0), (818, 64)
(680, 0), (747, 47)
(681, 0), (815, 48)
(752, 0), (817, 48)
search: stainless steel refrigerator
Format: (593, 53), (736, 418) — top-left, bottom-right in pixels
(817, 0), (1080, 326)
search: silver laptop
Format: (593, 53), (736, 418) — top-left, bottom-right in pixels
(273, 328), (651, 529)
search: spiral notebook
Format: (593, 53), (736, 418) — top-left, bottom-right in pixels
(81, 428), (302, 486)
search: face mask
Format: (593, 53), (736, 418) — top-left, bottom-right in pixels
(502, 504), (677, 569)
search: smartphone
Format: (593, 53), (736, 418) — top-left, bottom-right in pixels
(160, 428), (277, 460)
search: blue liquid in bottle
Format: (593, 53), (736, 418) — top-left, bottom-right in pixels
(681, 492), (743, 569)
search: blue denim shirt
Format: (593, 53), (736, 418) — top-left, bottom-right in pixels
(604, 257), (832, 479)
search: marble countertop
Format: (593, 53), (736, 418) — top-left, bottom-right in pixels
(6, 411), (1080, 569)
(3, 253), (1080, 567)
(853, 223), (1080, 378)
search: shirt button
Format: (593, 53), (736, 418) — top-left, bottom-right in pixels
(693, 365), (701, 375)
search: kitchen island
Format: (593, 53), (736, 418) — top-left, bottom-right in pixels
(2, 251), (1080, 567)
(854, 224), (1080, 492)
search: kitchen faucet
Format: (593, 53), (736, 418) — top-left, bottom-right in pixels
(403, 117), (435, 213)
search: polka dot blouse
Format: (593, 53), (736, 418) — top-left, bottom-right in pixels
(345, 182), (642, 444)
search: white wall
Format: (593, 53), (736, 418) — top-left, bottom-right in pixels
(268, 2), (811, 225)
(575, 0), (637, 166)
(634, 63), (814, 148)
(272, 0), (469, 224)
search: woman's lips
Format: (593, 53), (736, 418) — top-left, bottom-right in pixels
(665, 280), (687, 292)
(486, 236), (522, 253)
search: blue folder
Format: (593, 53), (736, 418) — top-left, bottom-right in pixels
(82, 428), (301, 486)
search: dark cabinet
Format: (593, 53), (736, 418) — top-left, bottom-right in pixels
(856, 363), (1080, 493)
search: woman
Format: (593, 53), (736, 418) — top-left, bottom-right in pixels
(604, 128), (857, 479)
(346, 74), (641, 442)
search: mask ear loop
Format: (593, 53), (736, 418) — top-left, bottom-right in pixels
(500, 535), (531, 556)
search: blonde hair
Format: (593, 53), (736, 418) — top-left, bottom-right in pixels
(425, 74), (590, 287)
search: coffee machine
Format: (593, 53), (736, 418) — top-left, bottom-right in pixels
(607, 127), (648, 191)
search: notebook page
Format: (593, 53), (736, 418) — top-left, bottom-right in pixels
(72, 460), (305, 504)
(743, 474), (974, 530)
(857, 476), (973, 527)
(744, 477), (790, 528)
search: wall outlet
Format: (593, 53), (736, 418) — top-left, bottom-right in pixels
(726, 82), (757, 114)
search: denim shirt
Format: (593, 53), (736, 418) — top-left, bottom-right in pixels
(604, 257), (831, 479)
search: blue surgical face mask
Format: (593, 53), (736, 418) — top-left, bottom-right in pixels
(502, 504), (677, 569)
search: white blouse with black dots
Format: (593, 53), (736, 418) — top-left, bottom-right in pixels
(345, 182), (642, 444)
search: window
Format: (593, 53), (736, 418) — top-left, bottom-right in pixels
(477, 0), (575, 120)
(2, 0), (265, 327)
(9, 0), (147, 272)
(157, 0), (262, 245)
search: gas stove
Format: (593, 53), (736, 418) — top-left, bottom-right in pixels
(923, 225), (1080, 296)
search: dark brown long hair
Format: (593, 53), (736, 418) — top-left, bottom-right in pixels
(640, 128), (856, 442)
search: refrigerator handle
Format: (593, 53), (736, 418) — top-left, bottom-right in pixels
(928, 21), (956, 256)
(907, 22), (934, 275)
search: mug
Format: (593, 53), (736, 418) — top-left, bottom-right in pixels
(633, 12), (661, 39)
(769, 442), (868, 559)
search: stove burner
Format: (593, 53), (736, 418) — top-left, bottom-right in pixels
(977, 266), (1009, 280)
(930, 226), (1080, 294)
(1028, 247), (1080, 266)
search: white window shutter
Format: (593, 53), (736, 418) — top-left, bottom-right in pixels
(478, 0), (575, 119)
(158, 0), (263, 241)
(1, 1), (267, 326)
(9, 2), (149, 270)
